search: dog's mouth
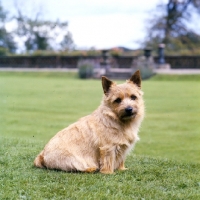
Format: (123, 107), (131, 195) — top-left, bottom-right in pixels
(121, 112), (137, 120)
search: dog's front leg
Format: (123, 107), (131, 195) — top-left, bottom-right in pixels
(99, 146), (116, 174)
(116, 144), (128, 171)
(118, 160), (128, 171)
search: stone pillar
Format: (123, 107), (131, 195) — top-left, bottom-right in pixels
(144, 48), (152, 58)
(158, 43), (165, 64)
(156, 43), (170, 69)
(101, 49), (110, 74)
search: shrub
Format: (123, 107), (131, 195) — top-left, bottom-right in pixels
(77, 59), (94, 79)
(132, 56), (155, 79)
(0, 47), (8, 56)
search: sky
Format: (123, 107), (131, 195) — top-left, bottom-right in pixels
(2, 0), (169, 50)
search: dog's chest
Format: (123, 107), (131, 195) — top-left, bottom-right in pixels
(118, 127), (139, 153)
(115, 133), (136, 158)
(122, 125), (139, 144)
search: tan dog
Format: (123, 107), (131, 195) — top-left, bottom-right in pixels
(34, 70), (145, 174)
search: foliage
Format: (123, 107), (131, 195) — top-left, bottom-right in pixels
(0, 72), (200, 199)
(0, 46), (7, 55)
(144, 0), (200, 54)
(14, 7), (75, 53)
(60, 32), (75, 51)
(0, 1), (75, 54)
(77, 59), (94, 79)
(0, 1), (16, 53)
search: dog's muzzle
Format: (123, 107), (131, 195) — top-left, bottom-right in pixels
(125, 107), (133, 116)
(122, 106), (137, 120)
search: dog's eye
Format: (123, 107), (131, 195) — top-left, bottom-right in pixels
(114, 98), (122, 103)
(131, 95), (137, 100)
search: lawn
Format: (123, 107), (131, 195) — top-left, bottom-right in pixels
(0, 71), (200, 199)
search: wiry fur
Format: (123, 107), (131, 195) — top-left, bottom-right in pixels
(34, 70), (145, 174)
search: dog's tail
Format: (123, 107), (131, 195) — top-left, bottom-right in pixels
(34, 151), (45, 168)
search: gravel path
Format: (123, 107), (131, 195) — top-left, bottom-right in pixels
(0, 67), (77, 72)
(154, 68), (200, 74)
(0, 67), (200, 74)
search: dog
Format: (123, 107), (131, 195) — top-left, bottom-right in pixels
(34, 70), (145, 174)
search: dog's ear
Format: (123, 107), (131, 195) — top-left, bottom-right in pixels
(102, 76), (113, 95)
(129, 70), (141, 88)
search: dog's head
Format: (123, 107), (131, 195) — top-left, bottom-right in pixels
(102, 70), (144, 122)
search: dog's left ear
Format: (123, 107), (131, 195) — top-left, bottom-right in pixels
(129, 70), (141, 88)
(102, 76), (113, 95)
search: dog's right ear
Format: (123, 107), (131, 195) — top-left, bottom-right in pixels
(129, 70), (141, 88)
(102, 76), (113, 95)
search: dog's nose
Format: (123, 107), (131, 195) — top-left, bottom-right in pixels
(125, 107), (133, 114)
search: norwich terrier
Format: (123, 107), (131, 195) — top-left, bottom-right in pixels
(34, 70), (145, 174)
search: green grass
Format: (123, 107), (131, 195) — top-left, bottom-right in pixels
(137, 76), (200, 163)
(1, 72), (200, 199)
(150, 74), (200, 81)
(1, 137), (200, 200)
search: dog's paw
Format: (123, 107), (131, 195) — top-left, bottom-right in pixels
(117, 162), (128, 171)
(118, 167), (128, 171)
(100, 170), (114, 174)
(84, 167), (98, 173)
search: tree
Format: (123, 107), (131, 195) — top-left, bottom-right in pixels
(14, 3), (75, 53)
(0, 1), (16, 54)
(143, 0), (200, 54)
(60, 32), (75, 51)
